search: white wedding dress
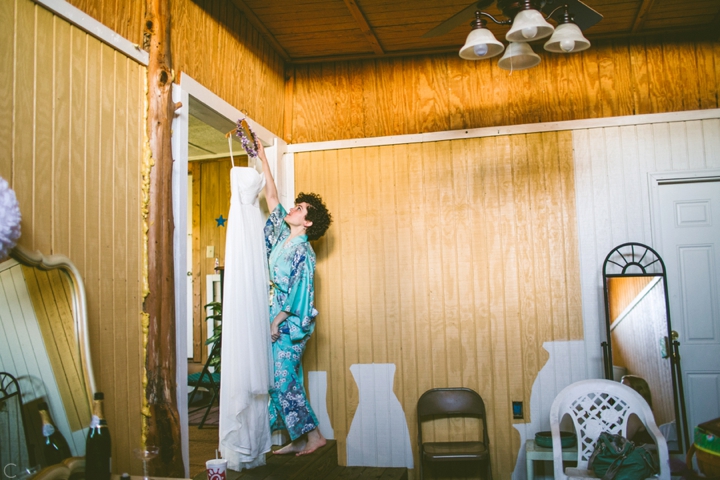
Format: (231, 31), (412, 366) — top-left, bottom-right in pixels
(218, 151), (273, 471)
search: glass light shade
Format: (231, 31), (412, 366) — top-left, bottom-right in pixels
(459, 27), (505, 60)
(506, 9), (554, 42)
(543, 22), (591, 53)
(497, 42), (541, 71)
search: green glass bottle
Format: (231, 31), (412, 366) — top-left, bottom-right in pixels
(85, 392), (112, 480)
(38, 402), (72, 466)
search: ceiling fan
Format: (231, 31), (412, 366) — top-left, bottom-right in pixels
(423, 0), (603, 70)
(423, 0), (603, 39)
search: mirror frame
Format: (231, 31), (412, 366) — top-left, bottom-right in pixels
(8, 245), (96, 405)
(601, 241), (690, 452)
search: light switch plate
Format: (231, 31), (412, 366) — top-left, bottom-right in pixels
(512, 401), (523, 419)
(206, 246), (214, 258)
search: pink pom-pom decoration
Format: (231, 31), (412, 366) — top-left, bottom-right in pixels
(0, 177), (21, 261)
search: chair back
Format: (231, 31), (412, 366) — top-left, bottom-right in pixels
(417, 387), (486, 419)
(417, 387), (488, 447)
(550, 379), (670, 480)
(417, 388), (491, 480)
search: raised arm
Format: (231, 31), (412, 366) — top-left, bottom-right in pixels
(257, 141), (279, 213)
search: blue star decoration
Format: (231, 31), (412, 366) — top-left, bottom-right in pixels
(215, 215), (227, 227)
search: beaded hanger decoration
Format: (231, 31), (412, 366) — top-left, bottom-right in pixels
(235, 118), (259, 158)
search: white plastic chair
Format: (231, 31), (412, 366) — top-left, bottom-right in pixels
(549, 379), (670, 480)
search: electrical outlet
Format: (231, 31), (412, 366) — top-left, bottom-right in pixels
(206, 246), (214, 258)
(512, 401), (523, 419)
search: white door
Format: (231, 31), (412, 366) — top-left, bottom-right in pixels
(658, 179), (720, 438)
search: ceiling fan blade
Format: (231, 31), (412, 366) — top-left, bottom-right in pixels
(567, 0), (603, 30)
(544, 0), (603, 31)
(422, 2), (483, 38)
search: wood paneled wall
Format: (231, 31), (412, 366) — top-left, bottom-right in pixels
(0, 0), (145, 473)
(295, 131), (583, 478)
(62, 0), (145, 46)
(287, 38), (720, 143)
(172, 0), (285, 137)
(65, 0), (287, 138)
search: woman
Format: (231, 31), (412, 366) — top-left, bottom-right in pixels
(258, 142), (332, 456)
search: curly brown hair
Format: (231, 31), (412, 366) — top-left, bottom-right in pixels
(296, 192), (332, 241)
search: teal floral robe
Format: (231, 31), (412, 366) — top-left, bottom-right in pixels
(264, 204), (320, 440)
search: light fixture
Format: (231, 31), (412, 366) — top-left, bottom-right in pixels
(505, 8), (554, 42)
(458, 1), (595, 71)
(497, 42), (541, 71)
(459, 12), (505, 60)
(543, 6), (590, 53)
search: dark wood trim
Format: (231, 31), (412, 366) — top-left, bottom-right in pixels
(288, 46), (460, 65)
(711, 9), (720, 41)
(631, 0), (657, 33)
(342, 0), (384, 55)
(285, 25), (718, 65)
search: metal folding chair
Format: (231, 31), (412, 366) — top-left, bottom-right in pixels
(417, 387), (492, 480)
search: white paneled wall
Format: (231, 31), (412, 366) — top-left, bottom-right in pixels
(573, 118), (720, 377)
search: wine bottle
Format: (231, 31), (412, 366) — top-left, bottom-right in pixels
(38, 402), (72, 465)
(85, 392), (112, 480)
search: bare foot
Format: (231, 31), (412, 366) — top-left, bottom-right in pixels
(273, 439), (306, 455)
(296, 429), (326, 456)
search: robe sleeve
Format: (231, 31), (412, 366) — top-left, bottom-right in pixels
(264, 204), (288, 259)
(282, 247), (319, 341)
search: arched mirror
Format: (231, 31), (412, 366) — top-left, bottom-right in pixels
(0, 245), (94, 474)
(601, 242), (690, 453)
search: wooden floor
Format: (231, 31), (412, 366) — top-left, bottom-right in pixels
(189, 426), (407, 480)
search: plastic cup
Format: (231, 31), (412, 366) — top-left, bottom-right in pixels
(206, 458), (227, 479)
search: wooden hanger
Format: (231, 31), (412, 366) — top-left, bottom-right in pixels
(225, 118), (254, 139)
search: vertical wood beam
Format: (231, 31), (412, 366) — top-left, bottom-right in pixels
(143, 0), (183, 475)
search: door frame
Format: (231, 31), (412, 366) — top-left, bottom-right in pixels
(171, 74), (288, 475)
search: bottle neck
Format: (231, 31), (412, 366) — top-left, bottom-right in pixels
(92, 399), (105, 420)
(39, 409), (53, 426)
(39, 409), (56, 436)
(91, 399), (107, 428)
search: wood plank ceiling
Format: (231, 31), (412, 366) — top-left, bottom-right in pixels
(221, 0), (720, 63)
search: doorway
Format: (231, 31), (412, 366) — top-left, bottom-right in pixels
(171, 74), (287, 476)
